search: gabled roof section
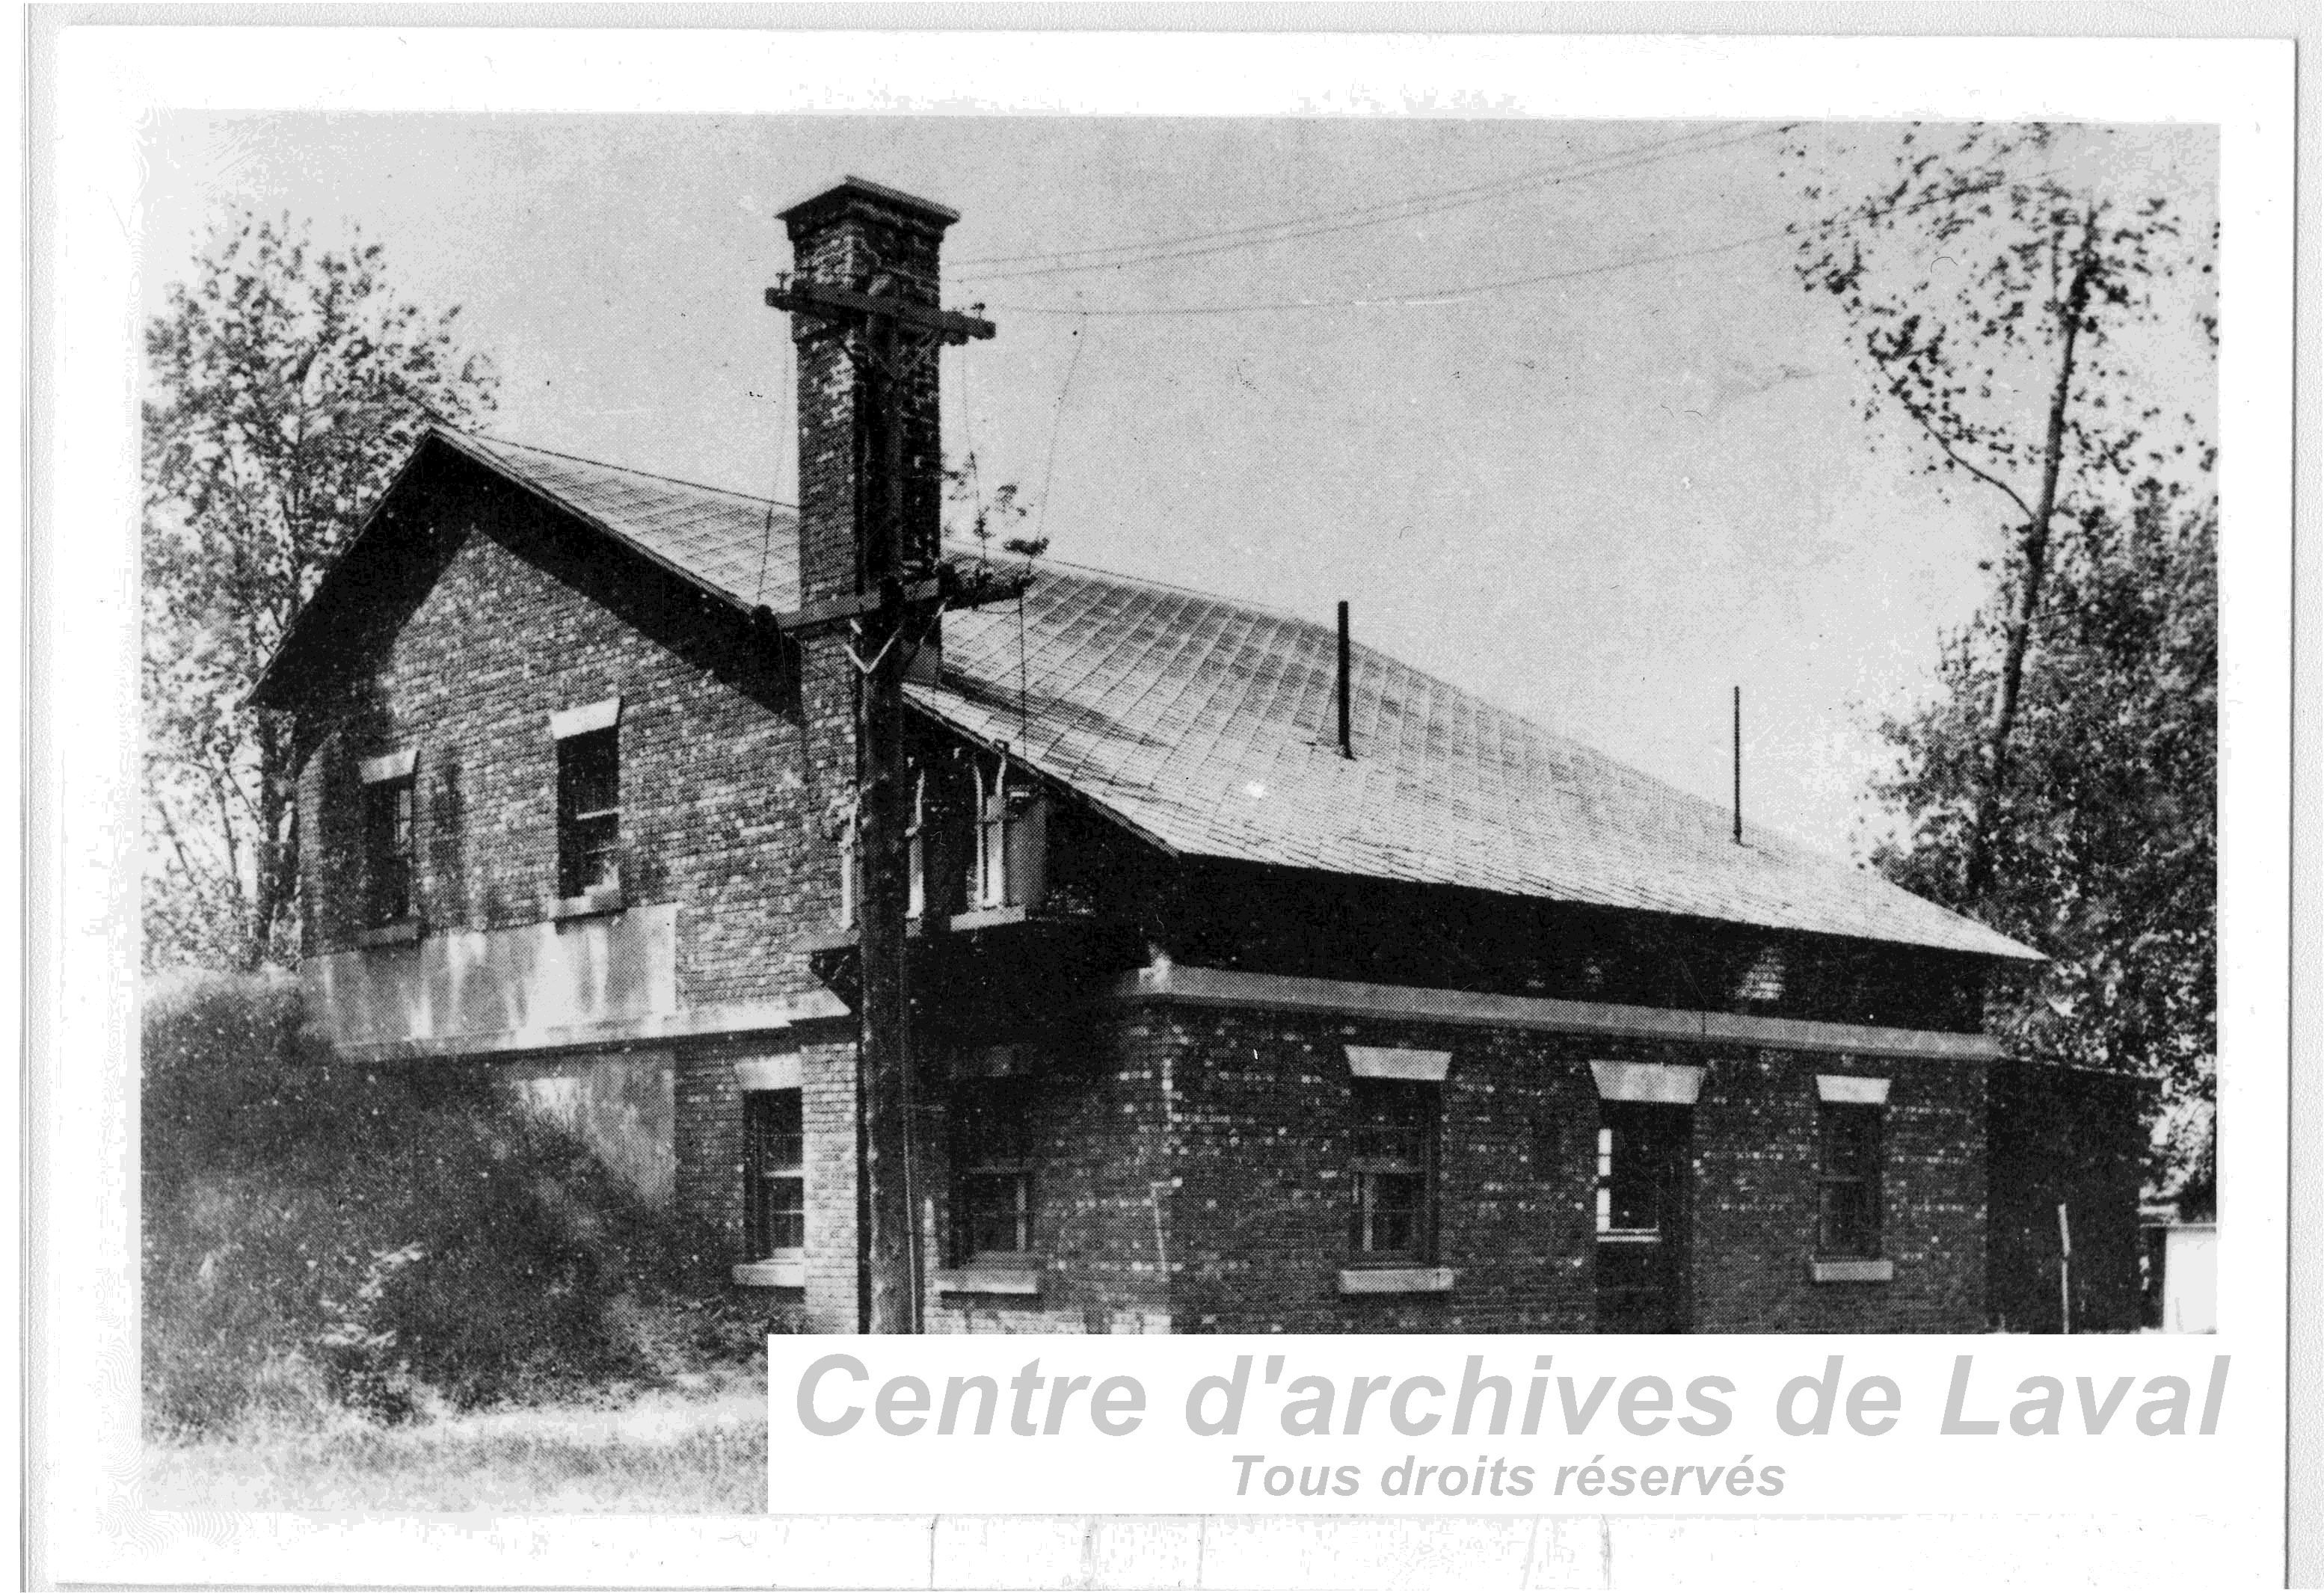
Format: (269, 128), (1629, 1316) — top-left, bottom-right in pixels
(258, 428), (2038, 962)
(440, 431), (801, 611)
(913, 558), (2039, 962)
(249, 428), (798, 709)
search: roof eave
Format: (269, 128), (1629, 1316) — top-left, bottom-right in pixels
(902, 692), (1186, 861)
(246, 425), (768, 714)
(428, 429), (763, 622)
(245, 426), (456, 711)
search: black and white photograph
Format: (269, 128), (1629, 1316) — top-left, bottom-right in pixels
(25, 19), (2305, 1589)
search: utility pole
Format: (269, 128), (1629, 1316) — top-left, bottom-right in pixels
(766, 271), (1012, 1334)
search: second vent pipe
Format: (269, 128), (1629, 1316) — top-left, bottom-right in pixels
(1338, 601), (1353, 759)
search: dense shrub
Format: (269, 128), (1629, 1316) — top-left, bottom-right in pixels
(142, 973), (760, 1434)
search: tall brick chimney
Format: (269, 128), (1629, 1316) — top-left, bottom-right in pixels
(773, 177), (968, 1335)
(778, 177), (959, 611)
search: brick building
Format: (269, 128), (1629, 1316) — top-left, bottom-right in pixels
(251, 177), (2047, 1334)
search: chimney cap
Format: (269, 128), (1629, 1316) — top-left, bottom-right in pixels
(778, 176), (962, 238)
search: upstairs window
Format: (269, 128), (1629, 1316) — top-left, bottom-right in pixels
(745, 1089), (806, 1258)
(1348, 1078), (1436, 1263)
(953, 1080), (1036, 1262)
(1817, 1103), (1884, 1259)
(556, 726), (621, 900)
(362, 775), (416, 925)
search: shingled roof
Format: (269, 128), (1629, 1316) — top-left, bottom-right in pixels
(276, 429), (2041, 962)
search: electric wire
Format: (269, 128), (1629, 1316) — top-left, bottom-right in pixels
(1030, 318), (1089, 548)
(946, 122), (1786, 280)
(753, 326), (795, 604)
(979, 167), (2040, 320)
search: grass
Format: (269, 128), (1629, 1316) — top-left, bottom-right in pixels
(144, 1366), (769, 1515)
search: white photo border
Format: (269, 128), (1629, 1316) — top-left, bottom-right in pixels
(27, 20), (2300, 1589)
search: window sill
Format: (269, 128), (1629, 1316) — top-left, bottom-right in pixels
(935, 1265), (1043, 1297)
(731, 1257), (805, 1290)
(1810, 1257), (1894, 1284)
(949, 904), (1031, 932)
(357, 919), (422, 949)
(1338, 1266), (1457, 1295)
(549, 886), (625, 922)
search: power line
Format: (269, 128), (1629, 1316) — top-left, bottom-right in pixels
(953, 342), (983, 516)
(947, 121), (1775, 271)
(987, 227), (1784, 318)
(754, 327), (795, 604)
(1030, 318), (1089, 546)
(948, 123), (1786, 285)
(980, 169), (2036, 321)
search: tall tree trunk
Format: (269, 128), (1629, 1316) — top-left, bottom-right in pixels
(247, 710), (293, 970)
(1962, 218), (2100, 902)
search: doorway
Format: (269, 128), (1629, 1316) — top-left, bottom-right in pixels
(1594, 1101), (1692, 1332)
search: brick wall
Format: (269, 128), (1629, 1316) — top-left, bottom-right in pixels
(296, 479), (836, 1013)
(922, 1017), (1176, 1334)
(1128, 1002), (1986, 1334)
(1693, 1050), (1987, 1331)
(1155, 1005), (1596, 1333)
(291, 467), (866, 1316)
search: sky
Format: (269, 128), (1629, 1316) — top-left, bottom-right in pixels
(137, 114), (2217, 860)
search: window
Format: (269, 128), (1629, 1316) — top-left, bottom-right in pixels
(1817, 1103), (1883, 1259)
(362, 775), (416, 925)
(1349, 1079), (1436, 1263)
(556, 727), (620, 899)
(953, 1081), (1036, 1261)
(1596, 1119), (1668, 1236)
(745, 1089), (805, 1257)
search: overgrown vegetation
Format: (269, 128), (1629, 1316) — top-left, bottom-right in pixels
(1871, 488), (2216, 1212)
(142, 972), (763, 1437)
(1789, 123), (2217, 1208)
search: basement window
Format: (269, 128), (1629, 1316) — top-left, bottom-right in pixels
(556, 726), (621, 902)
(953, 1079), (1036, 1263)
(745, 1088), (807, 1261)
(1348, 1078), (1436, 1265)
(1817, 1103), (1884, 1261)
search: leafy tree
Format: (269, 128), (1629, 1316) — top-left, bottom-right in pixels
(143, 212), (496, 970)
(1789, 123), (2213, 899)
(1872, 485), (2216, 1207)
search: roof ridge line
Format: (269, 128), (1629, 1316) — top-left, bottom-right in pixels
(455, 427), (800, 511)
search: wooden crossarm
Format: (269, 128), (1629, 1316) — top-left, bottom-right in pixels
(765, 281), (997, 342)
(767, 561), (1033, 638)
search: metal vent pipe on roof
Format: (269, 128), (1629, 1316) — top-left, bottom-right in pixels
(1338, 601), (1353, 759)
(1733, 685), (1743, 845)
